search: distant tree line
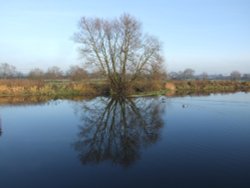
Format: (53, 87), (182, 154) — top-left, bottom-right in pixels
(0, 63), (90, 80)
(0, 63), (22, 79)
(168, 68), (250, 81)
(0, 62), (166, 82)
(1, 63), (249, 81)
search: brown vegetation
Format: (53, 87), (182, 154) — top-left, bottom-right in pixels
(166, 80), (250, 94)
(0, 79), (249, 101)
(165, 82), (176, 91)
(0, 79), (98, 97)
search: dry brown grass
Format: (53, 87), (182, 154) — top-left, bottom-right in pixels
(167, 80), (250, 93)
(0, 79), (99, 97)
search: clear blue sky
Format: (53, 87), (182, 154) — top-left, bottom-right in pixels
(0, 0), (249, 74)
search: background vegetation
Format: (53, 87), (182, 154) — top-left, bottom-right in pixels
(0, 61), (250, 98)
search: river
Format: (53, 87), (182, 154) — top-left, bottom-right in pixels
(0, 92), (249, 188)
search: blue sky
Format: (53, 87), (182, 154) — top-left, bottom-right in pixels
(0, 0), (249, 74)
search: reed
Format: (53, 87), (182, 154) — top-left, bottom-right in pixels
(0, 79), (99, 97)
(167, 80), (250, 93)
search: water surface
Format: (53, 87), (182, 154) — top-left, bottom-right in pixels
(0, 92), (250, 188)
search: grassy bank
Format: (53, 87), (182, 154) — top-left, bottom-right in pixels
(0, 79), (106, 97)
(0, 79), (249, 99)
(166, 80), (250, 95)
(0, 79), (165, 98)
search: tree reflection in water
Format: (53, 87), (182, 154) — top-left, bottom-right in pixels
(73, 96), (166, 167)
(0, 116), (2, 136)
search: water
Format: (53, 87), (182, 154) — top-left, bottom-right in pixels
(0, 92), (250, 188)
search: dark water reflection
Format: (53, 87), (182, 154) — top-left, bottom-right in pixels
(73, 97), (165, 167)
(0, 92), (250, 188)
(0, 116), (2, 136)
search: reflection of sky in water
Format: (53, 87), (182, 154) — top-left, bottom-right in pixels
(0, 116), (2, 136)
(0, 92), (249, 188)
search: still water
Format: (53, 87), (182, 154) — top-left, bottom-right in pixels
(0, 92), (249, 188)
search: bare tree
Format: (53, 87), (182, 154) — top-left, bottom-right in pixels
(67, 65), (88, 81)
(0, 63), (18, 79)
(74, 14), (165, 96)
(242, 73), (250, 81)
(45, 66), (63, 79)
(28, 68), (44, 80)
(149, 56), (167, 80)
(168, 71), (178, 80)
(182, 68), (195, 80)
(201, 72), (208, 80)
(230, 71), (241, 81)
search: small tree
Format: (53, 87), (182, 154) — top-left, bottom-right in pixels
(168, 72), (178, 80)
(0, 63), (18, 79)
(182, 68), (195, 80)
(67, 65), (88, 81)
(45, 66), (63, 79)
(74, 14), (165, 96)
(230, 71), (241, 81)
(242, 73), (250, 81)
(201, 72), (208, 80)
(28, 68), (44, 80)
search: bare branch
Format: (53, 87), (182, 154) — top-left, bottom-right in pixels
(74, 14), (166, 96)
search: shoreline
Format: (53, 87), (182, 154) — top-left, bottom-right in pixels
(0, 80), (249, 100)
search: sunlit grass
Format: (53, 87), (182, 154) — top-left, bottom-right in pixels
(0, 79), (249, 98)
